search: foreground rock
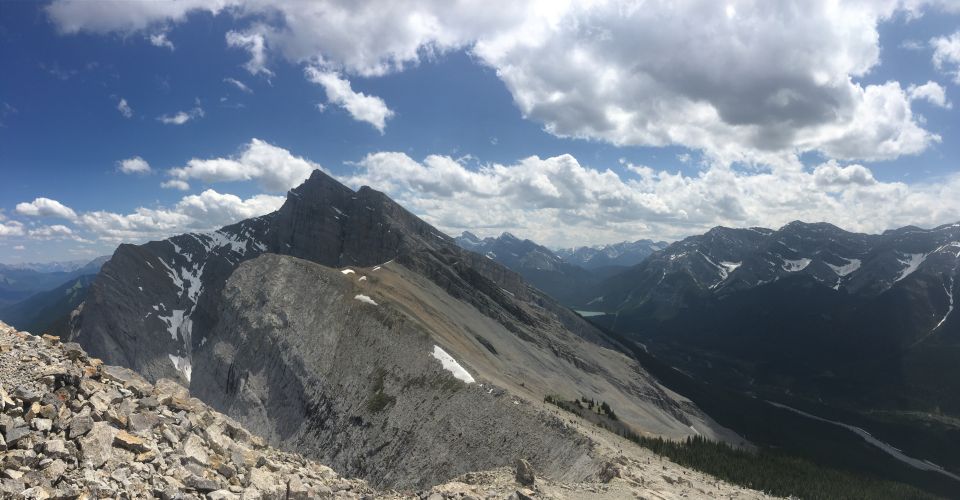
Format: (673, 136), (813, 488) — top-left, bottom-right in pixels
(1, 321), (776, 499)
(0, 322), (374, 499)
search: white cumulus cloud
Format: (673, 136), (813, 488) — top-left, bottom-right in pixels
(42, 0), (957, 165)
(305, 68), (394, 132)
(0, 221), (24, 237)
(932, 30), (960, 84)
(908, 81), (951, 108)
(117, 156), (152, 174)
(77, 189), (284, 242)
(165, 138), (318, 192)
(344, 151), (960, 246)
(15, 197), (78, 220)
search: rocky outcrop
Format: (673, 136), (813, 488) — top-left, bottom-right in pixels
(0, 321), (775, 499)
(0, 322), (377, 499)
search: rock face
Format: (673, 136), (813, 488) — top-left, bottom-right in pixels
(64, 170), (734, 489)
(0, 321), (775, 500)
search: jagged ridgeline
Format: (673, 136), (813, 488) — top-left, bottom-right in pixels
(62, 170), (733, 488)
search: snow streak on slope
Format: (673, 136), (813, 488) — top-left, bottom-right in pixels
(895, 253), (927, 282)
(431, 345), (475, 383)
(933, 276), (954, 332)
(354, 294), (378, 306)
(782, 258), (811, 272)
(826, 258), (861, 277)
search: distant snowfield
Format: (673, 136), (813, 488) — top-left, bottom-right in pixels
(431, 345), (475, 383)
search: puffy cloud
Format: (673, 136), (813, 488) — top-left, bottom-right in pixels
(908, 81), (951, 108)
(77, 189), (284, 242)
(344, 151), (960, 245)
(149, 31), (175, 50)
(158, 105), (204, 125)
(165, 138), (318, 192)
(932, 30), (960, 84)
(174, 190), (285, 224)
(226, 29), (272, 77)
(224, 77), (252, 93)
(43, 0), (953, 164)
(45, 0), (235, 34)
(15, 197), (77, 220)
(305, 68), (393, 132)
(161, 179), (191, 191)
(812, 161), (877, 189)
(117, 98), (133, 118)
(117, 156), (151, 174)
(0, 221), (24, 237)
(28, 224), (76, 239)
(472, 1), (942, 165)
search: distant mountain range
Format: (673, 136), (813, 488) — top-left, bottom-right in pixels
(0, 255), (107, 309)
(556, 239), (668, 269)
(453, 232), (665, 304)
(578, 221), (960, 474)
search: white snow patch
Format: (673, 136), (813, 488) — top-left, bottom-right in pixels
(895, 253), (927, 282)
(354, 294), (378, 306)
(782, 258), (811, 272)
(158, 309), (187, 341)
(431, 345), (475, 384)
(168, 354), (192, 382)
(372, 266), (381, 271)
(341, 269), (356, 275)
(138, 286), (143, 292)
(358, 276), (367, 281)
(826, 258), (861, 277)
(720, 261), (742, 274)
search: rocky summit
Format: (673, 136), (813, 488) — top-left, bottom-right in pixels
(0, 320), (776, 499)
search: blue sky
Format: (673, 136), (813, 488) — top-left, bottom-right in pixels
(2, 1), (960, 263)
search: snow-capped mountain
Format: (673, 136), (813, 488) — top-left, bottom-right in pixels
(587, 220), (960, 420)
(556, 239), (668, 269)
(453, 231), (610, 304)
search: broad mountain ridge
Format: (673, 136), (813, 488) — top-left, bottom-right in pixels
(61, 170), (732, 489)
